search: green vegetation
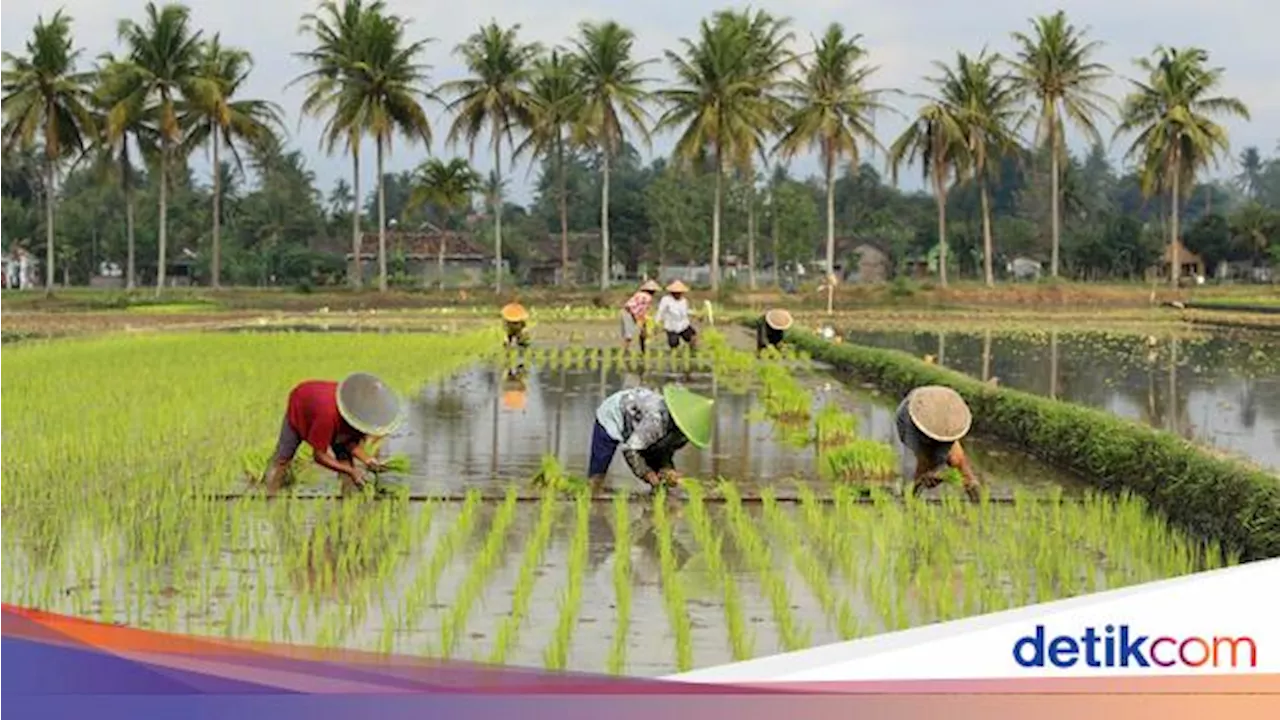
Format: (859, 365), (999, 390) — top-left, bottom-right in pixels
(784, 327), (1280, 560)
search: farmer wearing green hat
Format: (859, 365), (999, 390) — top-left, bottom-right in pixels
(588, 385), (714, 490)
(895, 385), (982, 501)
(262, 372), (405, 495)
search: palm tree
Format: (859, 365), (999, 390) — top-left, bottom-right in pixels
(656, 15), (783, 291)
(776, 23), (892, 306)
(407, 157), (481, 287)
(887, 101), (967, 287)
(440, 22), (541, 294)
(342, 10), (435, 292)
(116, 1), (203, 296)
(932, 50), (1020, 286)
(183, 36), (283, 288)
(1114, 46), (1249, 288)
(1, 10), (96, 295)
(571, 21), (653, 290)
(89, 56), (152, 290)
(294, 0), (385, 290)
(1236, 146), (1264, 201)
(514, 49), (582, 286)
(1008, 10), (1111, 279)
(717, 8), (794, 291)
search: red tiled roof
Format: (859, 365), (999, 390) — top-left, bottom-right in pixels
(347, 231), (491, 259)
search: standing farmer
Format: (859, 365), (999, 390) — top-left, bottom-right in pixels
(262, 372), (405, 495)
(656, 280), (698, 349)
(589, 385), (714, 490)
(895, 385), (982, 501)
(756, 308), (794, 355)
(501, 302), (531, 348)
(621, 279), (661, 353)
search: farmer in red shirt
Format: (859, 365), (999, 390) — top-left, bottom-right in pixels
(262, 372), (405, 495)
(620, 279), (660, 353)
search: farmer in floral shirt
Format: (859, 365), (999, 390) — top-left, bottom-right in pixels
(620, 279), (660, 352)
(589, 385), (713, 490)
(895, 385), (982, 501)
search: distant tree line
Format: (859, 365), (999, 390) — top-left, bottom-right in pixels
(3, 2), (1275, 294)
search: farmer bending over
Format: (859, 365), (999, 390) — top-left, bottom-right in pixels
(501, 302), (531, 348)
(756, 308), (794, 355)
(895, 385), (982, 501)
(621, 279), (660, 353)
(262, 372), (404, 495)
(589, 385), (713, 490)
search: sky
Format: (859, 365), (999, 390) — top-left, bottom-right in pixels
(3, 0), (1277, 207)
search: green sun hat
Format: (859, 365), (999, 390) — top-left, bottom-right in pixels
(336, 372), (405, 436)
(663, 385), (714, 449)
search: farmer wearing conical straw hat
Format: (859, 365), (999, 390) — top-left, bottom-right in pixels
(656, 280), (698, 349)
(501, 302), (530, 348)
(621, 279), (661, 353)
(262, 372), (405, 495)
(756, 308), (794, 354)
(895, 385), (981, 501)
(589, 385), (714, 491)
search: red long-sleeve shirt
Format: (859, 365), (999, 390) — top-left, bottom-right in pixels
(287, 380), (357, 452)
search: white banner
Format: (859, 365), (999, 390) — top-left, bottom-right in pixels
(669, 559), (1279, 682)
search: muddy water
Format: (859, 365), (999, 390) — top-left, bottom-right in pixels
(841, 329), (1280, 472)
(377, 364), (1083, 498)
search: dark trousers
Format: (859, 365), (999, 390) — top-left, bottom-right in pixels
(588, 421), (678, 477)
(666, 326), (697, 348)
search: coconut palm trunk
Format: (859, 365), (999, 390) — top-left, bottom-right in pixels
(350, 149), (362, 288)
(599, 149), (611, 290)
(43, 158), (55, 296)
(1169, 152), (1181, 289)
(557, 135), (569, 286)
(125, 170), (136, 290)
(747, 186), (757, 290)
(980, 179), (994, 286)
(824, 150), (835, 286)
(211, 126), (222, 288)
(437, 234), (447, 290)
(492, 120), (504, 295)
(156, 146), (169, 296)
(1049, 117), (1061, 278)
(711, 147), (723, 291)
(377, 137), (388, 293)
(934, 173), (948, 288)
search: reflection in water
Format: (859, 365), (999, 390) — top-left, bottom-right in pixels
(377, 364), (1083, 496)
(843, 329), (1280, 471)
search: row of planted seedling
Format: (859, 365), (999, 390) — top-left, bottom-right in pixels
(3, 469), (1235, 675)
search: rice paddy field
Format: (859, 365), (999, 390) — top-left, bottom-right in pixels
(0, 316), (1254, 676)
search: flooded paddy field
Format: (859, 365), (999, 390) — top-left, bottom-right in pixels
(841, 328), (1280, 472)
(0, 326), (1243, 675)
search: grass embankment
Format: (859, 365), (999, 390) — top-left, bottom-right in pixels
(780, 326), (1280, 562)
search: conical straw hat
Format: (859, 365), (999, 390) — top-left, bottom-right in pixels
(666, 280), (690, 293)
(907, 385), (972, 442)
(501, 302), (529, 322)
(640, 279), (661, 292)
(663, 385), (713, 449)
(764, 308), (793, 331)
(337, 372), (404, 436)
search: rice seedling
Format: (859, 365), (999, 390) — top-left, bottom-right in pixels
(719, 481), (810, 651)
(760, 489), (860, 640)
(813, 403), (859, 449)
(542, 493), (590, 671)
(440, 486), (519, 657)
(683, 481), (753, 661)
(607, 493), (632, 675)
(818, 440), (899, 483)
(653, 490), (695, 671)
(488, 489), (560, 664)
